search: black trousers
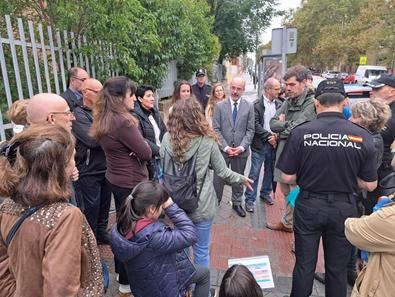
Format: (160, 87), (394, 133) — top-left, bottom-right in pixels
(108, 181), (133, 286)
(291, 192), (357, 297)
(74, 174), (111, 236)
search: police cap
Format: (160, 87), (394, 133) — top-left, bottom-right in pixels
(368, 73), (395, 89)
(315, 79), (346, 98)
(196, 68), (206, 77)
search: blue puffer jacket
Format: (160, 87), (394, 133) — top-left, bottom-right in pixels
(111, 203), (197, 297)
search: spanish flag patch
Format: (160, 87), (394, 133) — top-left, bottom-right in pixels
(348, 135), (363, 143)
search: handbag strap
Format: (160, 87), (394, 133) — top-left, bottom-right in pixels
(196, 137), (207, 199)
(5, 204), (45, 247)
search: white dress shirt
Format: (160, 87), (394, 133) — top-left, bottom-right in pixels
(263, 96), (277, 133)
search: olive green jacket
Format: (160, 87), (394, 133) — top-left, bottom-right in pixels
(270, 88), (316, 140)
(160, 134), (244, 222)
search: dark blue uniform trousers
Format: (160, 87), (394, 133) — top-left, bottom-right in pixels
(291, 192), (357, 297)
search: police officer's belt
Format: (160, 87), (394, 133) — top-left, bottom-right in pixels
(301, 190), (356, 202)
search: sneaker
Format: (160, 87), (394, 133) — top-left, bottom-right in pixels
(260, 194), (274, 205)
(245, 203), (254, 213)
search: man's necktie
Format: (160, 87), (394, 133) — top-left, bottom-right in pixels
(232, 102), (238, 126)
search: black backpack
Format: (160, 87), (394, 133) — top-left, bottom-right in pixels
(162, 138), (206, 213)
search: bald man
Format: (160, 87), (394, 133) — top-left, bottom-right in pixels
(244, 78), (282, 212)
(61, 67), (89, 111)
(72, 79), (111, 244)
(213, 77), (255, 217)
(26, 93), (79, 206)
(27, 93), (75, 131)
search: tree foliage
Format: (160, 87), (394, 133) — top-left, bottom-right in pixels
(207, 0), (279, 63)
(352, 0), (395, 68)
(285, 0), (395, 70)
(285, 0), (368, 69)
(0, 0), (219, 87)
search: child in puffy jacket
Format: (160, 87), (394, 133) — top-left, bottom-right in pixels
(111, 181), (210, 297)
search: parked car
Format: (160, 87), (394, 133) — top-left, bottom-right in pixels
(343, 74), (356, 84)
(312, 76), (370, 105)
(322, 70), (340, 79)
(338, 72), (349, 80)
(355, 65), (387, 84)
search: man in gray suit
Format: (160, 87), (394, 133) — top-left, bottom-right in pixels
(213, 77), (255, 217)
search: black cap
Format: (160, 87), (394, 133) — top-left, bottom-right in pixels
(368, 73), (395, 89)
(315, 79), (346, 98)
(196, 68), (206, 77)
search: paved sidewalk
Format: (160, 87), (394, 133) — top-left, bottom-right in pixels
(101, 74), (351, 296)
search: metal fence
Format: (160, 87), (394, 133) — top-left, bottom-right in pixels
(0, 15), (121, 141)
(0, 14), (180, 141)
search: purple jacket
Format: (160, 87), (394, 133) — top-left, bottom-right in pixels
(111, 203), (197, 297)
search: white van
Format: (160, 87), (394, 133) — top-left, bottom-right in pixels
(355, 65), (387, 84)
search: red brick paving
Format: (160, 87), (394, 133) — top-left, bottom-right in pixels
(101, 190), (326, 278)
(210, 189), (325, 276)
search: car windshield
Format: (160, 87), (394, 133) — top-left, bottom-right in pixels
(366, 69), (386, 77)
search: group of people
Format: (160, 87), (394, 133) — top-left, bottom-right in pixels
(0, 61), (394, 297)
(259, 68), (395, 297)
(0, 66), (254, 297)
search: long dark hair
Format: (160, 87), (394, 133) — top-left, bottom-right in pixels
(219, 265), (263, 297)
(117, 181), (169, 235)
(171, 80), (193, 104)
(90, 76), (137, 139)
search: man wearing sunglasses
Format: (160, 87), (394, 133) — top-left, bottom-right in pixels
(61, 67), (90, 111)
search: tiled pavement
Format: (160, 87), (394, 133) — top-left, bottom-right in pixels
(101, 74), (352, 296)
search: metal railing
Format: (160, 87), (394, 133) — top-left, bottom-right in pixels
(0, 15), (118, 141)
(0, 15), (182, 141)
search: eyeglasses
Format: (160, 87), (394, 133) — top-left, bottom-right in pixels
(215, 89), (224, 93)
(49, 111), (74, 117)
(86, 88), (101, 94)
(73, 76), (87, 82)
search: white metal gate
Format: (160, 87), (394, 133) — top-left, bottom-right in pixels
(0, 15), (117, 141)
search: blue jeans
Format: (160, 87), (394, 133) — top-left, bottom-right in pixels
(245, 143), (275, 205)
(193, 220), (213, 267)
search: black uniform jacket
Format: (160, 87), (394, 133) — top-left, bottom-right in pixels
(277, 112), (377, 194)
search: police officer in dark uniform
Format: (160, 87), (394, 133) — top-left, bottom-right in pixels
(276, 79), (378, 297)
